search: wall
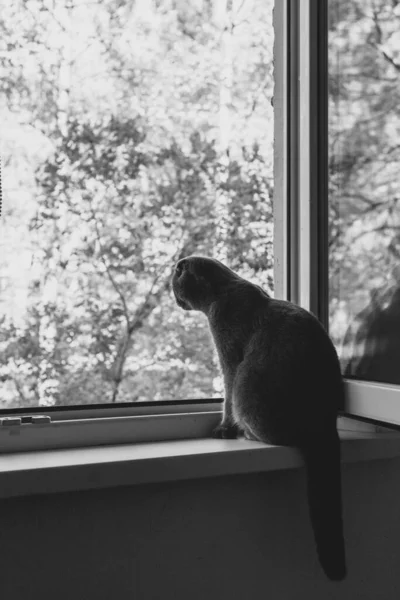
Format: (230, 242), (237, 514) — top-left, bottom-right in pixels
(1, 457), (400, 600)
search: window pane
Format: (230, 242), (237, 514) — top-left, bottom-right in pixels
(0, 0), (274, 408)
(329, 0), (400, 385)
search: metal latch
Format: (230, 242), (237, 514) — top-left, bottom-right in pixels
(0, 415), (52, 426)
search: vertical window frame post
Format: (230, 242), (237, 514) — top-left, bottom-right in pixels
(273, 0), (328, 322)
(273, 0), (290, 301)
(299, 0), (329, 323)
(293, 1), (400, 426)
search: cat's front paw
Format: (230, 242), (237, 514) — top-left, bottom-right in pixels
(212, 423), (240, 439)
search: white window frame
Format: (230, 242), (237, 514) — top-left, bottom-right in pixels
(2, 0), (399, 455)
(280, 0), (400, 426)
(0, 401), (222, 453)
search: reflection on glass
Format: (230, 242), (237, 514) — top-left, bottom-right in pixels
(0, 0), (274, 408)
(329, 0), (400, 384)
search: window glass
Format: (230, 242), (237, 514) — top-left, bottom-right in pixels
(0, 0), (274, 408)
(329, 0), (400, 385)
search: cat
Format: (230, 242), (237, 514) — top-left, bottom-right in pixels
(172, 255), (346, 581)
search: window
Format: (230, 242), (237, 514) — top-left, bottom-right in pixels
(0, 0), (274, 411)
(275, 0), (400, 426)
(1, 0), (398, 454)
(328, 0), (400, 423)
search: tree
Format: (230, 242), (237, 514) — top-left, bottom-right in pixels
(328, 0), (400, 380)
(0, 0), (274, 407)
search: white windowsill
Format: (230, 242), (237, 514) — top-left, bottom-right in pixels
(1, 429), (400, 499)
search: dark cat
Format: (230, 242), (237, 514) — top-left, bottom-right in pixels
(172, 255), (346, 581)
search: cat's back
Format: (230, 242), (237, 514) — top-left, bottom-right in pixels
(212, 281), (341, 379)
(258, 297), (334, 353)
(251, 296), (343, 398)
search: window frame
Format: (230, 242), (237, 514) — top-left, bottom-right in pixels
(0, 401), (222, 453)
(2, 0), (399, 455)
(282, 0), (400, 426)
(274, 0), (329, 318)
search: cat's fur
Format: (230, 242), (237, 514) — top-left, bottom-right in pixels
(172, 255), (346, 581)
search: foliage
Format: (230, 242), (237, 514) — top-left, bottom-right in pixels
(329, 0), (400, 382)
(0, 0), (274, 407)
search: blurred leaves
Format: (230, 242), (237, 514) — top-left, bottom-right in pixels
(329, 0), (400, 360)
(0, 0), (274, 407)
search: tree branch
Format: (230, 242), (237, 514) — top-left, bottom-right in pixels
(88, 202), (131, 329)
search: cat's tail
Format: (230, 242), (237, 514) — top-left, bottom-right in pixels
(299, 430), (346, 581)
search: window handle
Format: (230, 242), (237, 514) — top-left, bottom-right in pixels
(0, 415), (52, 426)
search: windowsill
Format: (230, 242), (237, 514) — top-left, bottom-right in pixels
(1, 429), (400, 499)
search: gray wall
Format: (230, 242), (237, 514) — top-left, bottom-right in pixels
(1, 457), (400, 600)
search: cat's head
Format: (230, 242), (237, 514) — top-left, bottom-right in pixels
(172, 255), (241, 312)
